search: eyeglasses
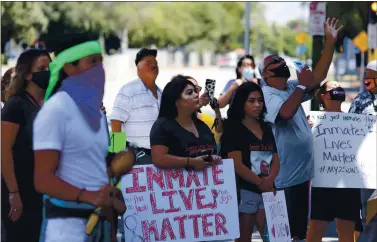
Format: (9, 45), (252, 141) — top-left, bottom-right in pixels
(195, 86), (202, 94)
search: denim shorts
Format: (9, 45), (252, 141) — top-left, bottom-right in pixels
(238, 189), (264, 214)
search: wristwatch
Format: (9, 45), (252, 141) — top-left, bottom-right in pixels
(296, 85), (307, 92)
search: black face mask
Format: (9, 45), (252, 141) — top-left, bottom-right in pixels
(31, 70), (50, 90)
(327, 87), (345, 101)
(271, 65), (291, 79)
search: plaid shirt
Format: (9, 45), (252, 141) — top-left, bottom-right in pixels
(348, 91), (377, 116)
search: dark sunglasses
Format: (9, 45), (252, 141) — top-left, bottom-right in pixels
(264, 56), (285, 70)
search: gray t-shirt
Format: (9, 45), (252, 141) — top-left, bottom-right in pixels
(262, 80), (314, 188)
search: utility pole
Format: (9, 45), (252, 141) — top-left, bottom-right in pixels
(309, 2), (326, 111)
(244, 2), (251, 55)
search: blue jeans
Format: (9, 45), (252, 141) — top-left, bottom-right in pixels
(361, 189), (377, 242)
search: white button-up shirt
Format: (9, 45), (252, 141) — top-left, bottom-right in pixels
(109, 78), (162, 149)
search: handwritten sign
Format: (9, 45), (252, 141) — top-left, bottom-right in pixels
(120, 159), (239, 242)
(262, 191), (291, 242)
(310, 111), (377, 189)
(108, 132), (126, 153)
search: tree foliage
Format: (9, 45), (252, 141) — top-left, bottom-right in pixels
(1, 1), (314, 57)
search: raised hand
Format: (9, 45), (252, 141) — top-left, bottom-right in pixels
(324, 17), (344, 44)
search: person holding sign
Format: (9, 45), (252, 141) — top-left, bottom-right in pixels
(259, 18), (343, 241)
(220, 82), (279, 242)
(33, 33), (125, 242)
(306, 81), (361, 242)
(349, 60), (377, 242)
(150, 75), (221, 170)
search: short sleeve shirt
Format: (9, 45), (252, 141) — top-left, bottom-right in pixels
(33, 91), (109, 191)
(221, 122), (277, 193)
(150, 117), (216, 157)
(1, 91), (41, 205)
(262, 81), (314, 188)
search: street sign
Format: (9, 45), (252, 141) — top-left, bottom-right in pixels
(368, 23), (377, 49)
(309, 2), (326, 36)
(353, 31), (368, 53)
(295, 32), (308, 44)
(296, 44), (307, 56)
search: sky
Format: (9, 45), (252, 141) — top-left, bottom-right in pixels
(262, 2), (309, 24)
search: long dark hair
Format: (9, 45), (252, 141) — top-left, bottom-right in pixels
(6, 49), (51, 100)
(225, 82), (267, 127)
(1, 67), (15, 102)
(158, 75), (198, 120)
(236, 55), (255, 79)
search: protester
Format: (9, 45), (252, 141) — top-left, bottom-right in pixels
(259, 18), (343, 241)
(186, 76), (223, 147)
(110, 48), (161, 158)
(150, 75), (221, 170)
(33, 33), (124, 242)
(349, 60), (377, 242)
(1, 49), (51, 242)
(306, 81), (361, 242)
(220, 82), (279, 242)
(219, 55), (260, 108)
(1, 67), (15, 108)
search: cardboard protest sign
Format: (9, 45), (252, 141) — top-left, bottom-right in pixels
(367, 190), (377, 225)
(310, 111), (377, 189)
(262, 191), (291, 242)
(120, 159), (239, 242)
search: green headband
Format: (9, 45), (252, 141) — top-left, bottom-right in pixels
(45, 40), (102, 101)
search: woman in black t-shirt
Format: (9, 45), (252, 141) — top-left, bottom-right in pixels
(1, 49), (51, 242)
(150, 75), (221, 170)
(221, 82), (280, 242)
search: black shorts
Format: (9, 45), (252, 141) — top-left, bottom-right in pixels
(279, 180), (310, 240)
(310, 187), (361, 222)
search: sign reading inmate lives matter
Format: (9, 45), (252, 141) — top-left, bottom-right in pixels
(120, 160), (239, 242)
(310, 111), (377, 189)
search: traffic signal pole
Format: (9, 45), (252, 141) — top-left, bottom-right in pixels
(311, 36), (324, 111)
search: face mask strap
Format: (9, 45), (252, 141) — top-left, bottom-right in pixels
(45, 40), (102, 101)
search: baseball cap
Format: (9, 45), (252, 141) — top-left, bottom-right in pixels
(366, 60), (377, 72)
(135, 48), (157, 66)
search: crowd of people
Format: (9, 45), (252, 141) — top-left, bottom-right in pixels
(1, 17), (377, 242)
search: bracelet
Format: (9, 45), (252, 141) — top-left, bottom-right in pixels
(9, 190), (19, 194)
(76, 188), (85, 203)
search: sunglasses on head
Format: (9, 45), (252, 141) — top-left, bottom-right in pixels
(264, 56), (285, 69)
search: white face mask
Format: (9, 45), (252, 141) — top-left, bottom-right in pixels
(242, 67), (255, 81)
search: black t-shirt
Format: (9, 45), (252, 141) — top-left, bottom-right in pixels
(1, 91), (42, 208)
(150, 117), (216, 158)
(221, 122), (277, 193)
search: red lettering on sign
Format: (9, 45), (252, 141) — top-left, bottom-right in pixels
(212, 163), (224, 185)
(215, 213), (228, 235)
(173, 215), (187, 239)
(126, 167), (146, 193)
(160, 218), (176, 241)
(179, 189), (194, 210)
(150, 192), (164, 214)
(186, 170), (201, 187)
(162, 190), (181, 213)
(202, 213), (214, 237)
(203, 168), (209, 186)
(142, 220), (159, 242)
(189, 214), (201, 238)
(196, 187), (219, 209)
(147, 167), (165, 191)
(164, 170), (185, 189)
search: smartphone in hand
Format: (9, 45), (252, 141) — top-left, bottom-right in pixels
(293, 60), (305, 73)
(205, 79), (216, 102)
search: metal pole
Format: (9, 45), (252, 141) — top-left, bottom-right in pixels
(359, 52), (366, 93)
(244, 1), (251, 55)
